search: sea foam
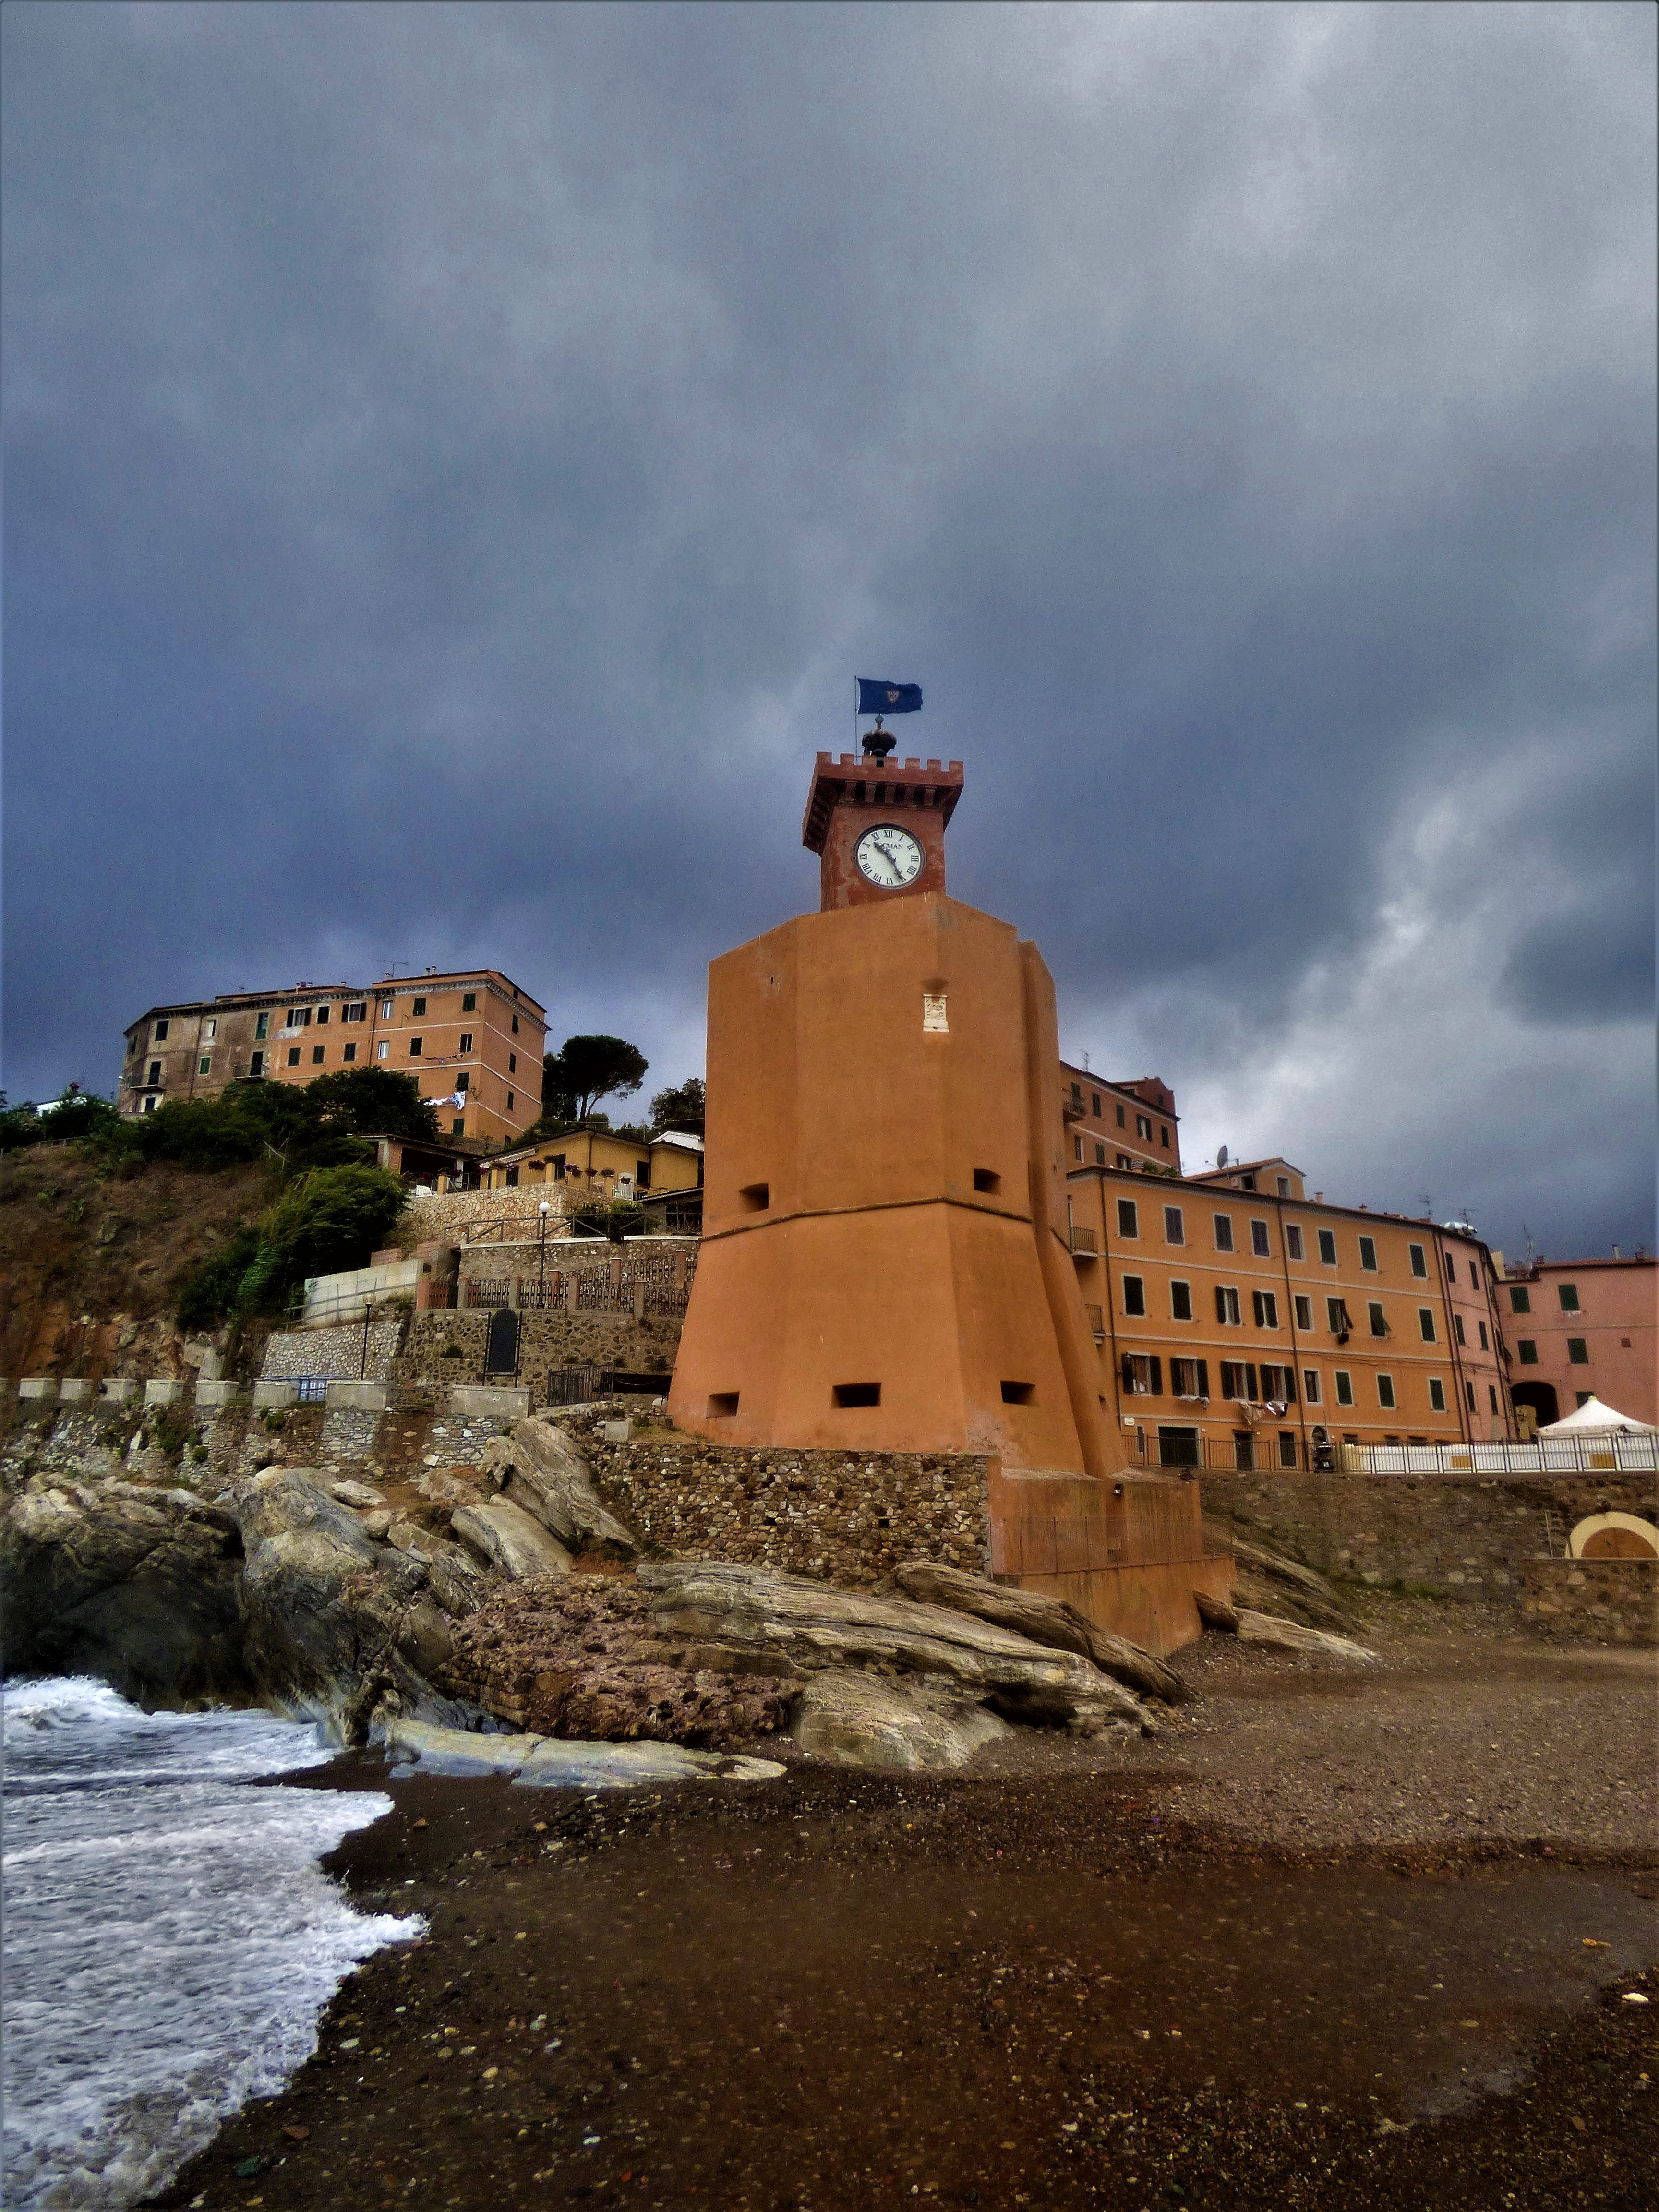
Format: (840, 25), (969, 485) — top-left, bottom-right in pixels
(2, 1677), (421, 2209)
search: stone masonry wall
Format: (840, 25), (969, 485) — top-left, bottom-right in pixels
(1517, 1560), (1657, 1646)
(1203, 1470), (1659, 1604)
(395, 1310), (681, 1392)
(561, 1412), (993, 1590)
(398, 1189), (572, 1243)
(260, 1321), (406, 1383)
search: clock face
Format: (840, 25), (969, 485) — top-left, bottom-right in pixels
(855, 822), (925, 889)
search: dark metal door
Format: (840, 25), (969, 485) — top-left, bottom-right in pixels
(485, 1307), (520, 1375)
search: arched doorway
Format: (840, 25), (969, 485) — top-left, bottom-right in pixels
(1568, 1512), (1659, 1561)
(1511, 1380), (1559, 1434)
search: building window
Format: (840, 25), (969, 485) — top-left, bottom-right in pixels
(1567, 1337), (1589, 1365)
(1117, 1198), (1139, 1238)
(505, 1091), (515, 1114)
(1220, 1360), (1257, 1401)
(1251, 1289), (1280, 1328)
(255, 1012), (269, 1039)
(1286, 1224), (1304, 1260)
(1303, 1370), (1321, 1404)
(1091, 1091), (1102, 1117)
(381, 998), (393, 1018)
(508, 1053), (517, 1074)
(1409, 1243), (1427, 1277)
(1122, 1353), (1161, 1396)
(314, 1004), (329, 1024)
(1294, 1294), (1313, 1331)
(1368, 1301), (1388, 1336)
(1160, 1124), (1170, 1148)
(409, 1037), (422, 1057)
(203, 1018), (216, 1040)
(1095, 1142), (1106, 1164)
(1116, 1153), (1132, 1169)
(1466, 1380), (1477, 1412)
(1377, 1374), (1396, 1409)
(512, 1015), (520, 1034)
(1334, 1371), (1354, 1405)
(459, 1032), (473, 1054)
(1171, 1358), (1207, 1398)
(1121, 1275), (1146, 1317)
(1215, 1286), (1242, 1326)
(1276, 1175), (1290, 1198)
(1317, 1228), (1337, 1265)
(1115, 1103), (1126, 1127)
(1074, 1136), (1085, 1161)
(1454, 1313), (1466, 1346)
(455, 1072), (469, 1093)
(412, 996), (427, 1017)
(1478, 1321), (1489, 1350)
(342, 1042), (357, 1063)
(1213, 1214), (1235, 1252)
(1170, 1280), (1193, 1321)
(1418, 1308), (1437, 1342)
(1327, 1297), (1351, 1335)
(462, 992), (476, 1012)
(142, 1095), (157, 1113)
(1429, 1378), (1446, 1412)
(154, 1019), (169, 1041)
(1250, 1219), (1271, 1258)
(1557, 1283), (1580, 1311)
(198, 1055), (212, 1075)
(287, 1048), (301, 1067)
(452, 1117), (465, 1136)
(1136, 1114), (1152, 1140)
(249, 1052), (264, 1077)
(285, 1007), (311, 1028)
(1517, 1339), (1538, 1364)
(376, 1041), (389, 1060)
(1260, 1365), (1296, 1402)
(1359, 1235), (1379, 1271)
(344, 1002), (367, 1022)
(1489, 1385), (1500, 1413)
(311, 1045), (325, 1064)
(1509, 1286), (1531, 1314)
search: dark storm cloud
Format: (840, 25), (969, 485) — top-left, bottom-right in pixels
(3, 1), (1653, 1254)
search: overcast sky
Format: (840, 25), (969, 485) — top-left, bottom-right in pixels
(5, 1), (1653, 1259)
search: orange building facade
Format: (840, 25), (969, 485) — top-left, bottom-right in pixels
(1501, 1257), (1658, 1431)
(119, 969), (546, 1147)
(1066, 1164), (1515, 1468)
(1060, 1062), (1181, 1175)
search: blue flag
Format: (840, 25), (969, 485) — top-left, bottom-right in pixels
(857, 678), (923, 716)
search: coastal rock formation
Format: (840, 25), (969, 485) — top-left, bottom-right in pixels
(434, 1573), (796, 1749)
(450, 1495), (573, 1581)
(478, 1419), (638, 1559)
(0, 1479), (250, 1707)
(636, 1559), (1154, 1733)
(378, 1714), (786, 1788)
(1206, 1523), (1354, 1633)
(790, 1668), (1012, 1770)
(894, 1559), (1190, 1704)
(1235, 1607), (1382, 1663)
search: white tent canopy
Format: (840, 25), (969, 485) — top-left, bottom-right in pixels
(1538, 1395), (1657, 1436)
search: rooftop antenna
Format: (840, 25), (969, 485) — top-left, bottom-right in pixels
(1521, 1223), (1536, 1265)
(382, 957), (411, 979)
(1419, 1193), (1434, 1220)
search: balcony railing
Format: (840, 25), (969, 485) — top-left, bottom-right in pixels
(1069, 1226), (1099, 1255)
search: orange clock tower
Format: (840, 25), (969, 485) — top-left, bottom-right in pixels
(667, 736), (1235, 1650)
(669, 741), (1116, 1477)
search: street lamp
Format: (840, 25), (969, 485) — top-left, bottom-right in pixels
(538, 1199), (551, 1305)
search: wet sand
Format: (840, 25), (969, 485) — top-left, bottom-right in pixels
(154, 1619), (1658, 2212)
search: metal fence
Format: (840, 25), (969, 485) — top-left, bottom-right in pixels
(461, 1246), (698, 1318)
(1358, 1434), (1659, 1477)
(1130, 1428), (1308, 1474)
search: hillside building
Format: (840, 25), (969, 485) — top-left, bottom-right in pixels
(118, 970), (545, 1147)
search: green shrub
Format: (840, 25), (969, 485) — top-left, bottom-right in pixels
(176, 1229), (263, 1331)
(235, 1164), (408, 1315)
(149, 1402), (196, 1461)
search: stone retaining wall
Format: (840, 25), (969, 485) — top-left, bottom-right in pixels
(399, 1189), (571, 1243)
(1202, 1470), (1659, 1603)
(563, 1414), (993, 1589)
(1517, 1560), (1658, 1646)
(394, 1310), (680, 1390)
(259, 1321), (406, 1383)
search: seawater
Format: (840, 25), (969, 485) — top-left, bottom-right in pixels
(1, 1677), (421, 2210)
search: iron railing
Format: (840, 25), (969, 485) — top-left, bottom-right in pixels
(1129, 1428), (1308, 1474)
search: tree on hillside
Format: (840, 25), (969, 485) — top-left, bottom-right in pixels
(303, 1067), (440, 1142)
(541, 1035), (648, 1121)
(649, 1077), (705, 1135)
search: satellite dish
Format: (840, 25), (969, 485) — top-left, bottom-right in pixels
(1216, 1144), (1229, 1169)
